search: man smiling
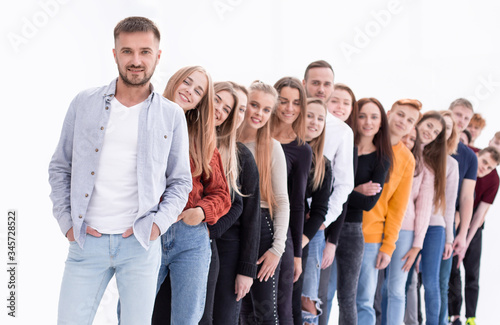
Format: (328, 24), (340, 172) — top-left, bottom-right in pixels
(48, 17), (192, 324)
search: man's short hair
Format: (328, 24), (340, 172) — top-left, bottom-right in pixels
(469, 113), (486, 129)
(304, 60), (334, 81)
(114, 16), (160, 42)
(479, 146), (500, 165)
(449, 98), (473, 112)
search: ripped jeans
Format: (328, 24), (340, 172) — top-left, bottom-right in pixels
(301, 229), (325, 325)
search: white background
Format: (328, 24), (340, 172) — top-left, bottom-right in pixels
(2, 0), (500, 324)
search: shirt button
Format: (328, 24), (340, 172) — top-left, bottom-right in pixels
(91, 171), (95, 175)
(95, 148), (99, 152)
(164, 135), (167, 139)
(85, 194), (89, 197)
(100, 127), (104, 130)
(105, 106), (109, 110)
(78, 215), (83, 219)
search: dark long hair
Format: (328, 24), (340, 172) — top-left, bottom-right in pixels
(356, 98), (393, 181)
(406, 127), (423, 177)
(417, 111), (447, 214)
(272, 77), (308, 144)
(333, 83), (358, 131)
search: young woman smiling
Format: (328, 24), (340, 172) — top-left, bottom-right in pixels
(332, 98), (393, 325)
(381, 111), (447, 325)
(238, 81), (289, 325)
(320, 83), (359, 325)
(271, 76), (312, 325)
(205, 82), (261, 325)
(405, 111), (459, 325)
(300, 98), (333, 325)
(152, 66), (232, 325)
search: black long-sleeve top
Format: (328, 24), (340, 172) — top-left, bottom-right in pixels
(208, 143), (261, 278)
(345, 151), (391, 223)
(282, 139), (313, 258)
(327, 146), (358, 245)
(303, 156), (333, 240)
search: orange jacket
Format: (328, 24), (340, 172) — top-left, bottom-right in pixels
(362, 142), (415, 257)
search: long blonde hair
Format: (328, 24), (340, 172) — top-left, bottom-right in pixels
(239, 81), (278, 216)
(163, 66), (215, 179)
(306, 98), (327, 192)
(214, 81), (241, 197)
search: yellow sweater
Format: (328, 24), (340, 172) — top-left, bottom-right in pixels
(362, 142), (415, 257)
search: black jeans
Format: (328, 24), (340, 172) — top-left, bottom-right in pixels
(291, 244), (309, 325)
(374, 267), (385, 325)
(200, 240), (220, 325)
(240, 208), (281, 325)
(152, 272), (170, 324)
(336, 222), (365, 325)
(317, 222), (364, 325)
(277, 229), (294, 325)
(448, 227), (482, 318)
(213, 237), (241, 325)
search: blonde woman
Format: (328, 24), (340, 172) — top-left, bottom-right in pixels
(238, 81), (289, 324)
(153, 66), (231, 324)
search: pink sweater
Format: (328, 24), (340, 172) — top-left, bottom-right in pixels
(429, 156), (459, 243)
(401, 165), (435, 248)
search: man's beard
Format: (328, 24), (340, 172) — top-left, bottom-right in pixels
(119, 64), (154, 87)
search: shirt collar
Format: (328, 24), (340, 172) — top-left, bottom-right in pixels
(103, 78), (156, 102)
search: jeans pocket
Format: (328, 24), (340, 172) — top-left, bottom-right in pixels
(179, 219), (204, 228)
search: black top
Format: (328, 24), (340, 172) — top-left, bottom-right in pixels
(282, 139), (313, 258)
(345, 151), (391, 223)
(208, 143), (261, 278)
(303, 156), (333, 240)
(327, 146), (358, 245)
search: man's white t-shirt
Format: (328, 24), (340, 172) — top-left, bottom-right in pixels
(85, 97), (146, 234)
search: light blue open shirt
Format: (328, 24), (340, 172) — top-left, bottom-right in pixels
(49, 79), (192, 249)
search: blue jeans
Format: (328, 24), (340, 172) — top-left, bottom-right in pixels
(439, 237), (454, 325)
(154, 220), (211, 324)
(326, 253), (337, 323)
(356, 242), (382, 325)
(420, 226), (445, 325)
(302, 230), (325, 325)
(381, 230), (414, 325)
(58, 234), (161, 325)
